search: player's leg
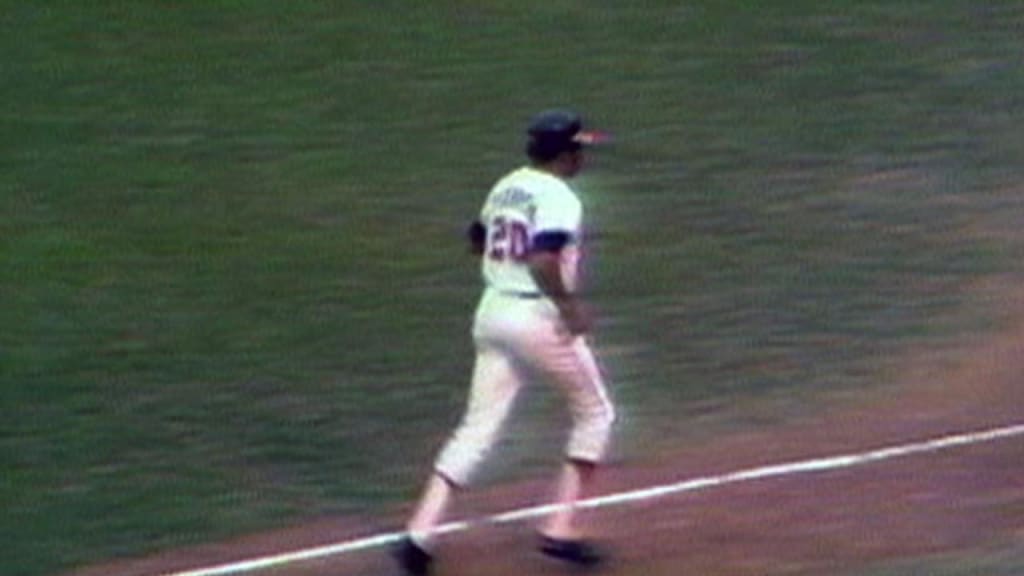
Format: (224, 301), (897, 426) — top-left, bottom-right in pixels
(404, 474), (454, 549)
(525, 334), (615, 544)
(542, 458), (596, 539)
(405, 344), (523, 545)
(537, 459), (605, 567)
(559, 338), (615, 470)
(396, 344), (522, 575)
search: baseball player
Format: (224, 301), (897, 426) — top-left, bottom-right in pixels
(392, 109), (616, 576)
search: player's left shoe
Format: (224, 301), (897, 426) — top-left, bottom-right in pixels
(538, 535), (605, 568)
(391, 536), (433, 576)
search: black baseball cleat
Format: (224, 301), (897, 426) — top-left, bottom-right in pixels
(391, 536), (433, 576)
(538, 535), (605, 569)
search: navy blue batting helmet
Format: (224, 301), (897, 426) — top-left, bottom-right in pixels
(526, 109), (608, 162)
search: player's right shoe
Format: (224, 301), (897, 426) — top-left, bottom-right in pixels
(538, 535), (605, 568)
(391, 536), (433, 576)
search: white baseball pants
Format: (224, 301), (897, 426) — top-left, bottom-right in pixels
(434, 289), (615, 487)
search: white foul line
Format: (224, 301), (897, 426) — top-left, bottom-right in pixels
(163, 422), (1024, 576)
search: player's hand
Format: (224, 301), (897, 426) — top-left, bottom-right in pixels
(556, 297), (593, 337)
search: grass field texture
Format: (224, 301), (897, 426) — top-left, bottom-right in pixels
(3, 2), (1024, 575)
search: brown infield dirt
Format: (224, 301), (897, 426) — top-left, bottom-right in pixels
(69, 289), (1024, 576)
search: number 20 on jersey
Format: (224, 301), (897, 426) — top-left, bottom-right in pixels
(488, 216), (529, 262)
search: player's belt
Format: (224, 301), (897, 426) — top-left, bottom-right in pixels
(497, 289), (542, 299)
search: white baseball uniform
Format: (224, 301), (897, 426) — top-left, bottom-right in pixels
(434, 166), (615, 487)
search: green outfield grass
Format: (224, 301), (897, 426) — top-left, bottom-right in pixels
(3, 2), (1024, 574)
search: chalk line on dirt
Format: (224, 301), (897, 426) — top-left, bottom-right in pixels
(163, 422), (1024, 576)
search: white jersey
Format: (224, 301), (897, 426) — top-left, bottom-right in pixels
(479, 166), (582, 295)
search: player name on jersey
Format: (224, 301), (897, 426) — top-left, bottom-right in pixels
(488, 186), (537, 223)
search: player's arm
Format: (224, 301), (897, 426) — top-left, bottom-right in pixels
(467, 220), (486, 256)
(528, 231), (591, 335)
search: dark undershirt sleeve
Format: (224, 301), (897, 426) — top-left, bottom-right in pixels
(531, 230), (572, 253)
